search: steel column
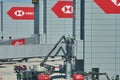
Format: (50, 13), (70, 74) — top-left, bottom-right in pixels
(1, 2), (3, 35)
(72, 0), (76, 39)
(34, 3), (39, 34)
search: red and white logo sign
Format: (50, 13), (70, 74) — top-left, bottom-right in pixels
(61, 5), (73, 14)
(52, 1), (73, 18)
(14, 10), (25, 16)
(7, 7), (34, 20)
(11, 39), (25, 45)
(111, 0), (120, 6)
(94, 0), (120, 14)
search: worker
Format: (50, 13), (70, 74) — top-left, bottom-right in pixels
(16, 72), (22, 80)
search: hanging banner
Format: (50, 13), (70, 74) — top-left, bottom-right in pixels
(7, 7), (34, 20)
(52, 1), (73, 18)
(94, 0), (120, 14)
(11, 38), (25, 45)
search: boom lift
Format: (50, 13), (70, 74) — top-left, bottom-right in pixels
(37, 35), (111, 80)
